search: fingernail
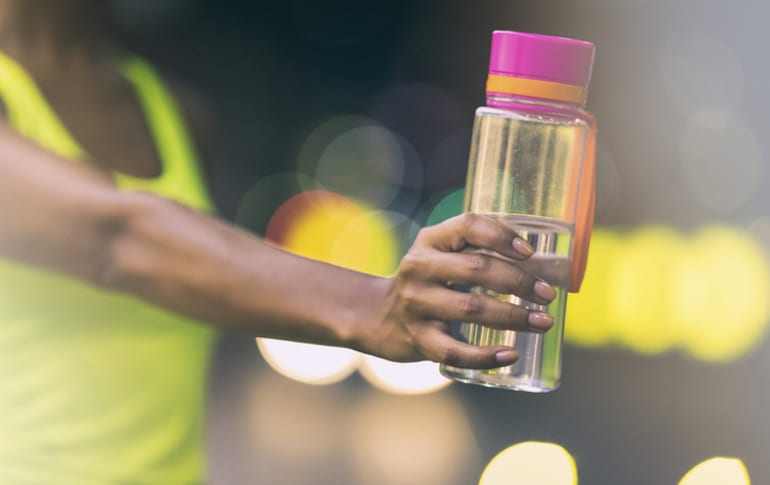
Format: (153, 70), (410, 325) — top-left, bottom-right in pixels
(512, 237), (534, 258)
(495, 349), (518, 365)
(534, 280), (557, 301)
(528, 311), (554, 330)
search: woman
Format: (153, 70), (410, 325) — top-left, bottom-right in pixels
(0, 1), (555, 483)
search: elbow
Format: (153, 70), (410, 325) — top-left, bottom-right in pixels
(89, 191), (170, 294)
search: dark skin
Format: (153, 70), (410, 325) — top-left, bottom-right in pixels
(0, 0), (556, 368)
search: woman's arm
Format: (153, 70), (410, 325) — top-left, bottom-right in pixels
(0, 122), (555, 368)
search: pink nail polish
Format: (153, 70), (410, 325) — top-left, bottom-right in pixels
(495, 349), (519, 364)
(534, 281), (557, 301)
(528, 312), (554, 330)
(513, 237), (534, 257)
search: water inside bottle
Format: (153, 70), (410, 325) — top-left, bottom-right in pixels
(442, 214), (573, 392)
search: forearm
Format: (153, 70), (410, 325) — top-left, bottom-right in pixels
(98, 192), (387, 346)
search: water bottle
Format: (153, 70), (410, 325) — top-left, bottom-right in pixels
(439, 31), (597, 392)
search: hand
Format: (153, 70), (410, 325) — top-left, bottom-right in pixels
(357, 213), (558, 369)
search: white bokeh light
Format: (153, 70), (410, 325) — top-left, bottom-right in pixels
(256, 338), (360, 386)
(359, 355), (451, 395)
(479, 441), (578, 485)
(679, 109), (762, 214)
(679, 457), (750, 485)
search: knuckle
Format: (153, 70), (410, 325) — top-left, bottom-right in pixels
(491, 219), (508, 243)
(398, 253), (421, 278)
(399, 285), (422, 313)
(438, 344), (461, 366)
(458, 293), (483, 315)
(460, 212), (480, 228)
(509, 305), (529, 327)
(509, 268), (531, 291)
(463, 253), (488, 273)
(413, 227), (431, 246)
(460, 213), (484, 235)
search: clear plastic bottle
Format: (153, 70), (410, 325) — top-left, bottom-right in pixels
(439, 31), (597, 392)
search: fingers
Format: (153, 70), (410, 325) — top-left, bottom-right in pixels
(417, 213), (534, 261)
(417, 325), (520, 369)
(403, 286), (554, 332)
(401, 249), (557, 305)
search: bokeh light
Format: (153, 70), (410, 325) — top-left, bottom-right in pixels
(565, 228), (621, 347)
(359, 355), (451, 395)
(679, 109), (762, 214)
(678, 457), (750, 485)
(479, 442), (577, 485)
(659, 31), (744, 117)
(256, 338), (360, 386)
(266, 190), (400, 277)
(349, 393), (477, 485)
(246, 369), (350, 464)
(374, 211), (423, 265)
(606, 226), (684, 354)
(316, 126), (403, 207)
(426, 187), (465, 226)
(296, 115), (423, 214)
(568, 225), (770, 361)
(675, 226), (770, 362)
(235, 172), (316, 236)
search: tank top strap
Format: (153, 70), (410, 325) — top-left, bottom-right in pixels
(116, 57), (213, 212)
(0, 51), (85, 159)
(0, 51), (213, 212)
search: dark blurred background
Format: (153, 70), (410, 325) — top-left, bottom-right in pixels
(108, 0), (770, 483)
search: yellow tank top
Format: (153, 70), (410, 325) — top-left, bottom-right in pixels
(0, 53), (217, 484)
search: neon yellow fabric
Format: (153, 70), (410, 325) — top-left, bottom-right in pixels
(0, 52), (217, 484)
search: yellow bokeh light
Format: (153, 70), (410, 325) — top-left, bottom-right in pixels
(677, 226), (770, 362)
(679, 457), (750, 485)
(359, 355), (451, 395)
(280, 193), (400, 277)
(256, 338), (361, 386)
(566, 224), (770, 362)
(605, 226), (685, 354)
(565, 229), (622, 347)
(479, 441), (577, 485)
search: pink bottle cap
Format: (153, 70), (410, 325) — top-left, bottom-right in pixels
(489, 31), (595, 86)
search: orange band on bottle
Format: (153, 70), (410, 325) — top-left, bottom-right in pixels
(487, 74), (587, 105)
(569, 118), (597, 293)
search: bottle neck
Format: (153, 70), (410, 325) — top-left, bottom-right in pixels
(486, 92), (585, 114)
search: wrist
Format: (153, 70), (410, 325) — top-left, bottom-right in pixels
(338, 275), (392, 355)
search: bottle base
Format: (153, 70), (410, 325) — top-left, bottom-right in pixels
(440, 365), (559, 393)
